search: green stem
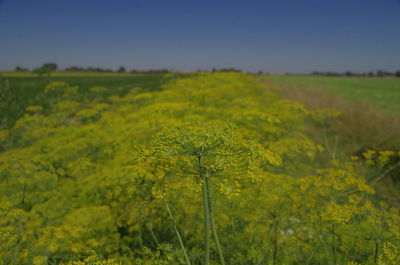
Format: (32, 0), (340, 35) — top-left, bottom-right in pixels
(162, 199), (192, 265)
(374, 240), (379, 264)
(370, 160), (400, 185)
(146, 221), (160, 247)
(207, 179), (226, 265)
(21, 182), (26, 207)
(331, 223), (337, 265)
(272, 218), (279, 265)
(138, 227), (144, 247)
(199, 155), (211, 265)
(12, 216), (23, 265)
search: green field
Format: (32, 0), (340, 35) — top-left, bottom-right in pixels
(0, 73), (173, 129)
(266, 75), (400, 114)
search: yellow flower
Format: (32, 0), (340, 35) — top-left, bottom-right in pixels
(26, 105), (43, 112)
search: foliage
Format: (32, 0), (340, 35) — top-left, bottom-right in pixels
(33, 63), (58, 77)
(0, 74), (171, 130)
(117, 67), (126, 73)
(0, 72), (399, 264)
(14, 66), (29, 72)
(65, 256), (121, 265)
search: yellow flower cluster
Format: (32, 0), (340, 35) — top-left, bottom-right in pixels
(0, 73), (399, 264)
(66, 256), (121, 265)
(44, 82), (78, 97)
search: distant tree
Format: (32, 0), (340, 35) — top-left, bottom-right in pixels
(144, 69), (170, 74)
(395, 71), (400, 78)
(117, 66), (126, 73)
(211, 67), (242, 73)
(368, 72), (374, 77)
(86, 67), (113, 73)
(345, 71), (353, 76)
(33, 67), (47, 77)
(376, 70), (393, 77)
(33, 63), (57, 77)
(42, 63), (57, 73)
(14, 66), (29, 72)
(65, 66), (83, 72)
(326, 72), (341, 77)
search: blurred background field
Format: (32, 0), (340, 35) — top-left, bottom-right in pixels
(266, 75), (400, 114)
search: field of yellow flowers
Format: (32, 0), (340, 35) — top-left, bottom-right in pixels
(0, 73), (399, 264)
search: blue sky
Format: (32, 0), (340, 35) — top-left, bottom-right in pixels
(0, 0), (399, 73)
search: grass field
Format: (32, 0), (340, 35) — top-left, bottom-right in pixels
(0, 73), (173, 129)
(265, 75), (400, 114)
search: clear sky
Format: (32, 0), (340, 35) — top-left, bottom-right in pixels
(0, 0), (399, 73)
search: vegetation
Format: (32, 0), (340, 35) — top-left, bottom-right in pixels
(33, 63), (58, 77)
(14, 66), (29, 72)
(0, 74), (171, 130)
(264, 76), (400, 206)
(310, 70), (400, 77)
(65, 67), (115, 73)
(117, 67), (127, 73)
(265, 75), (400, 114)
(63, 67), (171, 75)
(0, 72), (399, 264)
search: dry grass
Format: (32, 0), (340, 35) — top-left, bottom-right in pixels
(267, 80), (400, 155)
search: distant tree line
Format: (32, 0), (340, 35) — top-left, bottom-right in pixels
(65, 66), (114, 73)
(129, 68), (170, 74)
(211, 67), (242, 73)
(12, 64), (400, 77)
(33, 63), (58, 77)
(15, 63), (58, 77)
(65, 66), (171, 74)
(14, 66), (29, 72)
(14, 63), (59, 77)
(12, 64), (173, 76)
(311, 70), (400, 77)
